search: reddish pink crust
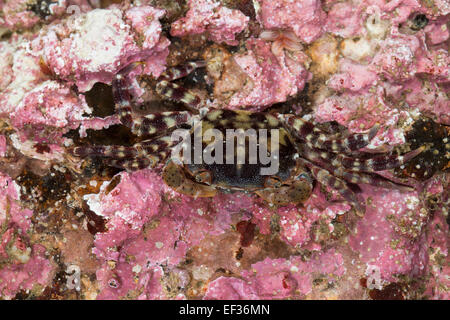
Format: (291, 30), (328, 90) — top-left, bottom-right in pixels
(170, 0), (249, 45)
(205, 249), (345, 299)
(0, 173), (54, 299)
(349, 180), (448, 291)
(226, 38), (311, 110)
(0, 0), (93, 30)
(0, 136), (6, 157)
(256, 0), (326, 44)
(0, 0), (448, 300)
(325, 2), (364, 38)
(37, 7), (169, 92)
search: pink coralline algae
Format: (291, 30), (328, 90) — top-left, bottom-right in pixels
(325, 1), (365, 38)
(315, 89), (409, 148)
(328, 59), (378, 92)
(0, 5), (171, 159)
(0, 0), (95, 31)
(38, 6), (170, 92)
(0, 173), (54, 299)
(205, 249), (346, 299)
(251, 188), (350, 248)
(0, 135), (6, 157)
(348, 186), (428, 282)
(85, 169), (256, 299)
(10, 80), (90, 131)
(225, 38), (311, 110)
(171, 0), (249, 46)
(0, 0), (448, 301)
(256, 0), (326, 43)
(0, 0), (67, 30)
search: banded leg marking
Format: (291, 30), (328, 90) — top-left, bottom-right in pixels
(156, 80), (202, 109)
(71, 145), (138, 159)
(326, 165), (414, 191)
(130, 111), (192, 137)
(112, 62), (145, 129)
(159, 61), (206, 81)
(281, 115), (380, 153)
(105, 157), (157, 171)
(302, 144), (424, 172)
(304, 161), (363, 213)
(155, 60), (206, 109)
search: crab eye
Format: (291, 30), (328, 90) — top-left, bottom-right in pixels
(264, 176), (283, 188)
(194, 170), (212, 185)
(296, 172), (312, 183)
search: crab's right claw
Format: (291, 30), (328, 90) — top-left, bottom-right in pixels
(256, 174), (313, 206)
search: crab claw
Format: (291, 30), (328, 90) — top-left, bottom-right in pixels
(256, 174), (313, 206)
(163, 160), (217, 198)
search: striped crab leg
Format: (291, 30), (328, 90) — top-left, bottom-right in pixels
(155, 61), (206, 109)
(297, 152), (414, 192)
(112, 62), (144, 129)
(112, 62), (201, 137)
(310, 145), (425, 172)
(72, 134), (186, 168)
(279, 114), (380, 153)
(298, 158), (364, 213)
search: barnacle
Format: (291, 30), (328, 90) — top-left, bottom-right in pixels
(259, 29), (303, 56)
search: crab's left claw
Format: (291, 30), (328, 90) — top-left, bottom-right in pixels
(163, 160), (217, 198)
(256, 174), (313, 206)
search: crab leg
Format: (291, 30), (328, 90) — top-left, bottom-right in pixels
(336, 170), (414, 191)
(297, 156), (413, 191)
(300, 143), (424, 172)
(156, 61), (206, 109)
(303, 161), (364, 213)
(105, 157), (157, 171)
(280, 114), (380, 153)
(112, 62), (144, 129)
(72, 134), (183, 164)
(322, 146), (424, 172)
(159, 61), (207, 81)
(113, 68), (195, 138)
(71, 145), (139, 159)
(130, 111), (193, 137)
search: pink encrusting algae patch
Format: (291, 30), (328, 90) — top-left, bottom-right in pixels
(0, 135), (6, 157)
(225, 38), (311, 110)
(37, 6), (170, 92)
(255, 0), (326, 44)
(0, 0), (448, 300)
(171, 0), (249, 46)
(205, 249), (346, 299)
(0, 173), (54, 299)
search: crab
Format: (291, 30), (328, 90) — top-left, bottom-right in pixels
(71, 61), (423, 212)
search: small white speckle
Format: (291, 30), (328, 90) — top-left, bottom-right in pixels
(155, 242), (163, 249)
(132, 264), (142, 273)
